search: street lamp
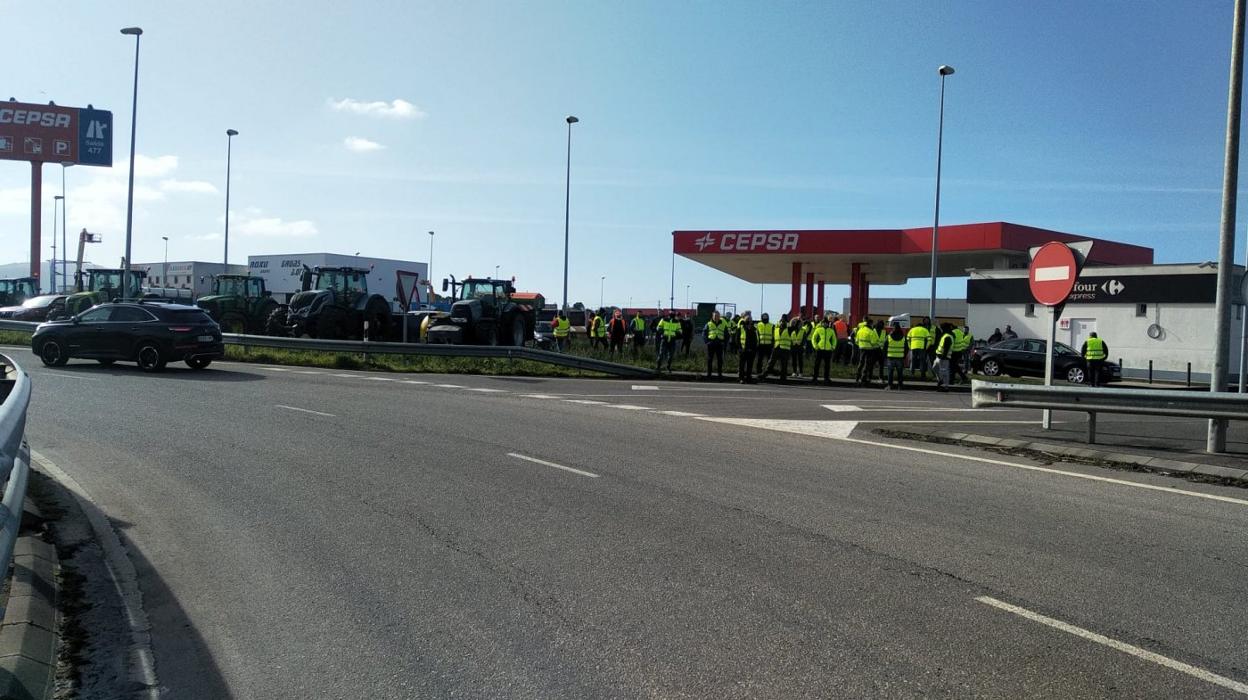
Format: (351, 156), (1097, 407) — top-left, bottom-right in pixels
(927, 64), (955, 327)
(427, 231), (435, 292)
(60, 163), (72, 292)
(52, 196), (62, 292)
(224, 129), (238, 265)
(600, 275), (606, 309)
(120, 26), (143, 299)
(685, 284), (691, 310)
(161, 236), (168, 288)
(562, 115), (578, 310)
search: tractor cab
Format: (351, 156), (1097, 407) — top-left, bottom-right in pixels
(213, 274), (268, 299)
(61, 269), (148, 317)
(301, 267), (370, 306)
(0, 277), (38, 307)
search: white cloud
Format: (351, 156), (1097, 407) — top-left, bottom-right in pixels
(343, 136), (385, 153)
(189, 232), (223, 241)
(328, 97), (425, 119)
(160, 179), (218, 194)
(230, 210), (318, 238)
(134, 154), (179, 178)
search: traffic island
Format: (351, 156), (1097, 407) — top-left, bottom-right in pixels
(0, 499), (58, 700)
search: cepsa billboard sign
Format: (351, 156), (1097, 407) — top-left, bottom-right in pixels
(675, 231), (802, 254)
(0, 101), (113, 167)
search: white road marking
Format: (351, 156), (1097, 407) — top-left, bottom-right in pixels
(975, 596), (1248, 695)
(32, 451), (161, 699)
(855, 420), (1047, 424)
(822, 405), (863, 412)
(521, 394), (560, 399)
(606, 404), (652, 410)
(466, 387), (507, 393)
(295, 370), (323, 375)
(632, 385), (660, 391)
(434, 383), (463, 389)
(275, 404), (336, 417)
(42, 372), (99, 381)
(403, 380), (428, 385)
(565, 399), (608, 405)
(332, 373), (358, 378)
(255, 366), (291, 371)
(368, 377), (396, 382)
(657, 410), (706, 417)
(507, 452), (599, 478)
(700, 418), (1248, 507)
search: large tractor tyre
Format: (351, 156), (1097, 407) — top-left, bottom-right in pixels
(501, 315), (526, 347)
(39, 340), (69, 367)
(265, 307), (290, 337)
(136, 343), (166, 373)
(362, 299), (392, 341)
(219, 312), (247, 335)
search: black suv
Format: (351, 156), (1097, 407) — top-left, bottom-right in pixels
(971, 338), (1121, 384)
(32, 302), (224, 372)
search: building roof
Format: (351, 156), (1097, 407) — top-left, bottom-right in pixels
(673, 221), (1155, 285)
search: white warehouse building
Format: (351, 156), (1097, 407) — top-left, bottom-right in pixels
(967, 263), (1246, 383)
(246, 252), (428, 306)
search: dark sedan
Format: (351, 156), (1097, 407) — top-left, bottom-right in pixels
(971, 338), (1120, 384)
(0, 294), (66, 322)
(32, 302), (223, 372)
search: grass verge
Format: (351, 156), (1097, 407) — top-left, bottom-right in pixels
(224, 345), (610, 377)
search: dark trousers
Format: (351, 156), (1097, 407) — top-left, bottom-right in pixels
(657, 338), (676, 371)
(682, 339), (692, 357)
(886, 357), (905, 388)
(835, 341), (852, 365)
(756, 344), (773, 374)
(706, 341), (724, 377)
(739, 350), (755, 382)
(762, 348), (789, 381)
(951, 351), (969, 383)
(1088, 359), (1105, 386)
(609, 337), (624, 356)
(858, 349), (880, 384)
(812, 349), (833, 383)
(631, 333), (645, 356)
(790, 346), (804, 375)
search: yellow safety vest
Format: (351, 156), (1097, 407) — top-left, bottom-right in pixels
(706, 319), (729, 341)
(907, 325), (930, 351)
(885, 334), (907, 359)
(855, 325), (878, 351)
(632, 316), (646, 331)
(659, 319), (681, 339)
(936, 333), (953, 357)
(593, 316), (607, 337)
(951, 328), (970, 352)
(757, 322), (774, 345)
(1084, 336), (1106, 360)
(812, 325), (837, 351)
(774, 327), (793, 350)
(554, 318), (571, 338)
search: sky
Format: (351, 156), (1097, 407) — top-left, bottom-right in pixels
(1, 0), (1246, 314)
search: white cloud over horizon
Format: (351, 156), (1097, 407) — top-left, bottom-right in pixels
(343, 136), (385, 153)
(160, 179), (219, 194)
(328, 97), (425, 119)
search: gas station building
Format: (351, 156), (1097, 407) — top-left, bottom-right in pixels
(673, 221), (1154, 322)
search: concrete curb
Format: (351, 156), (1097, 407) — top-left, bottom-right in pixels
(0, 529), (58, 700)
(879, 425), (1248, 485)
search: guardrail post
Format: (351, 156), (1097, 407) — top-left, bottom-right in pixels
(1187, 362), (1192, 387)
(1087, 411), (1097, 444)
(1148, 360), (1153, 384)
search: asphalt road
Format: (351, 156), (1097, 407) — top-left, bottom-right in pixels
(16, 354), (1248, 698)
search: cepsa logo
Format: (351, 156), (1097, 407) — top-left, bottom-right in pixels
(0, 109), (72, 129)
(695, 232), (800, 252)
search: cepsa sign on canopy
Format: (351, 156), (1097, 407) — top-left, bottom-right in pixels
(0, 101), (113, 167)
(674, 231), (802, 254)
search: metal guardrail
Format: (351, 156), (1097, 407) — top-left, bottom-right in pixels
(0, 319), (655, 377)
(0, 353), (32, 596)
(971, 379), (1248, 447)
(223, 333), (657, 378)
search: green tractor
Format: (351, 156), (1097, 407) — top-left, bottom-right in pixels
(267, 266), (394, 340)
(195, 275), (280, 334)
(59, 268), (148, 318)
(0, 278), (38, 307)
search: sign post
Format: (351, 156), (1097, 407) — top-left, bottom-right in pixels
(1028, 241), (1090, 429)
(0, 101), (114, 283)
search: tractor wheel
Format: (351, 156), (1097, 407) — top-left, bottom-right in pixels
(503, 315), (525, 346)
(265, 307), (289, 337)
(220, 313), (247, 335)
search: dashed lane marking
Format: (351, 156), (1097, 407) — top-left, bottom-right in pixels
(403, 380), (428, 385)
(466, 387), (508, 393)
(976, 596), (1248, 696)
(507, 452), (600, 478)
(605, 404), (652, 410)
(521, 394), (560, 399)
(565, 399), (608, 405)
(275, 404), (336, 417)
(632, 385), (659, 391)
(657, 410), (706, 417)
(368, 377), (396, 381)
(434, 384), (464, 389)
(294, 370), (323, 375)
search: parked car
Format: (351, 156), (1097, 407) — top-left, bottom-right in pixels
(533, 320), (556, 351)
(971, 338), (1120, 384)
(31, 302), (223, 372)
(0, 294), (66, 322)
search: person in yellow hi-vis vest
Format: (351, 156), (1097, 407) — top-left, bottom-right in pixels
(1080, 332), (1109, 387)
(855, 319), (880, 386)
(810, 315), (837, 385)
(656, 310), (682, 373)
(884, 323), (909, 390)
(906, 319), (932, 379)
(703, 311), (730, 380)
(755, 313), (775, 375)
(760, 319), (793, 382)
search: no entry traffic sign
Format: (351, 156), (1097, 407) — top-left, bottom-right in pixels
(1029, 242), (1079, 306)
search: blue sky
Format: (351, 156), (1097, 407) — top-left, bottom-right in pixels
(0, 0), (1244, 313)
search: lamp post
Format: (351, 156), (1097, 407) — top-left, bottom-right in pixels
(685, 284), (691, 310)
(495, 264), (500, 279)
(120, 26), (143, 300)
(562, 115), (578, 310)
(223, 129), (238, 265)
(52, 196), (62, 292)
(60, 163), (71, 292)
(600, 275), (606, 309)
(161, 236), (168, 288)
(927, 64), (955, 327)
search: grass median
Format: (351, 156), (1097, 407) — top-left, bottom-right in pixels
(224, 345), (612, 377)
